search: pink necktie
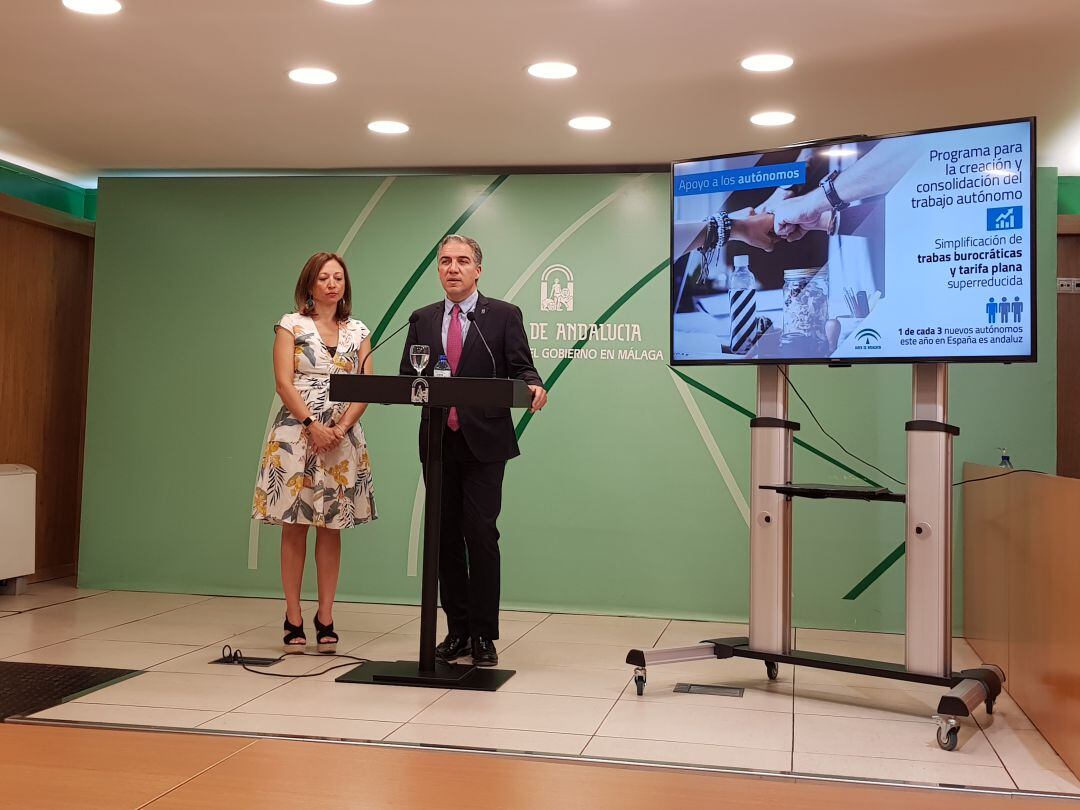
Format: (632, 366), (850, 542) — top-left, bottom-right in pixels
(446, 304), (463, 431)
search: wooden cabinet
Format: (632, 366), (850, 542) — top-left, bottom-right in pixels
(0, 195), (94, 582)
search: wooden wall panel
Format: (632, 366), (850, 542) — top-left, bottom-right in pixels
(1007, 471), (1080, 777)
(0, 206), (93, 581)
(961, 463), (1010, 680)
(964, 463), (1080, 777)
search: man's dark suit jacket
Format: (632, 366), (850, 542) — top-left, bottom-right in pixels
(398, 293), (543, 463)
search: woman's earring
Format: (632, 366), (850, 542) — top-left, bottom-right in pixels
(305, 295), (314, 310)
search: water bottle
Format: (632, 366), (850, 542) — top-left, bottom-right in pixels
(728, 255), (757, 354)
(434, 355), (451, 378)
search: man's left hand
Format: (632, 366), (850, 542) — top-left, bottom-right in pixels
(528, 385), (548, 413)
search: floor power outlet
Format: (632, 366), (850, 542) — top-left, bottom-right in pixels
(209, 645), (282, 668)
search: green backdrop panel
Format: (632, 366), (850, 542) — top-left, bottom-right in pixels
(1060, 175), (1080, 214)
(79, 169), (1058, 633)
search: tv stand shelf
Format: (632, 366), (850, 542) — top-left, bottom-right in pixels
(760, 483), (906, 503)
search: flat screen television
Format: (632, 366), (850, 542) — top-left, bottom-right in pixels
(670, 117), (1035, 365)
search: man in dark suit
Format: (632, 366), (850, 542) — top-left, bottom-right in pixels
(399, 234), (547, 667)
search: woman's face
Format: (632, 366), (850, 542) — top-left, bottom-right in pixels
(312, 260), (345, 306)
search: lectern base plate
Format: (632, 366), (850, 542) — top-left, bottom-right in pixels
(335, 660), (516, 691)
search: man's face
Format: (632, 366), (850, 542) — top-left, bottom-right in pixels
(437, 241), (481, 301)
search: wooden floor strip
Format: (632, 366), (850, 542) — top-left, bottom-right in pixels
(0, 724), (251, 810)
(134, 737), (260, 810)
(146, 736), (1064, 810)
(0, 724), (1070, 810)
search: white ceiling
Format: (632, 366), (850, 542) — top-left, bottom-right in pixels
(3, 0), (1080, 186)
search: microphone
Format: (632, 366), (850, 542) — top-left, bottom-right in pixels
(466, 310), (497, 378)
(357, 313), (419, 374)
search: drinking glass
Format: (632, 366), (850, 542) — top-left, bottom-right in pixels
(409, 344), (430, 375)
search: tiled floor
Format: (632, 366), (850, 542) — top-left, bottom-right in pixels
(3, 579), (1078, 797)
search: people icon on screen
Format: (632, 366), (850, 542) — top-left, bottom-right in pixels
(1012, 296), (1024, 322)
(987, 296), (1023, 324)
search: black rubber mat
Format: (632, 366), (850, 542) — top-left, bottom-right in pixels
(0, 661), (138, 720)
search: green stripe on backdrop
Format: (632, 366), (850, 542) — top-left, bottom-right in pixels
(370, 175), (508, 345)
(843, 542), (906, 600)
(669, 369), (903, 598)
(671, 367), (903, 597)
(668, 368), (881, 487)
(669, 368), (754, 419)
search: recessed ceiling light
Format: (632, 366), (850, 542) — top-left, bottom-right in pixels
(740, 54), (794, 72)
(323, 0), (374, 4)
(289, 67), (337, 85)
(528, 62), (578, 80)
(750, 111), (795, 127)
(62, 0), (122, 14)
(368, 120), (409, 134)
(569, 116), (611, 131)
(822, 147), (858, 157)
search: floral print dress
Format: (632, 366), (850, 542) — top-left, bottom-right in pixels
(251, 313), (377, 529)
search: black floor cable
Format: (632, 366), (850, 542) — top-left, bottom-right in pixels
(776, 366), (907, 486)
(219, 645), (369, 678)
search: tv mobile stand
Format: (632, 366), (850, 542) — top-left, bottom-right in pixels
(626, 364), (1003, 751)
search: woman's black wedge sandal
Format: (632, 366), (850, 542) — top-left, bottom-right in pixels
(283, 616), (307, 652)
(313, 611), (338, 654)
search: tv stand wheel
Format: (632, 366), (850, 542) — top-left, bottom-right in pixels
(634, 668), (646, 696)
(765, 661), (779, 681)
(937, 726), (959, 751)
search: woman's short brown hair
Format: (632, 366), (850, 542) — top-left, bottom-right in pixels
(295, 252), (352, 321)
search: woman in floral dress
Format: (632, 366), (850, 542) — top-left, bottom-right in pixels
(252, 252), (377, 652)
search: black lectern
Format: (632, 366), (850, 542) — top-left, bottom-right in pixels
(328, 373), (532, 691)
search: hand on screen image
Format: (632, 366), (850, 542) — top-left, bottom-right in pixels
(728, 208), (780, 252)
(671, 208), (779, 259)
(756, 154), (835, 241)
(754, 146), (811, 228)
(765, 199), (835, 243)
(769, 189), (838, 239)
(771, 138), (921, 238)
(757, 185), (797, 215)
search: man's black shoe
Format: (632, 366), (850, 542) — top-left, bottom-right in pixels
(434, 634), (471, 662)
(472, 637), (498, 667)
